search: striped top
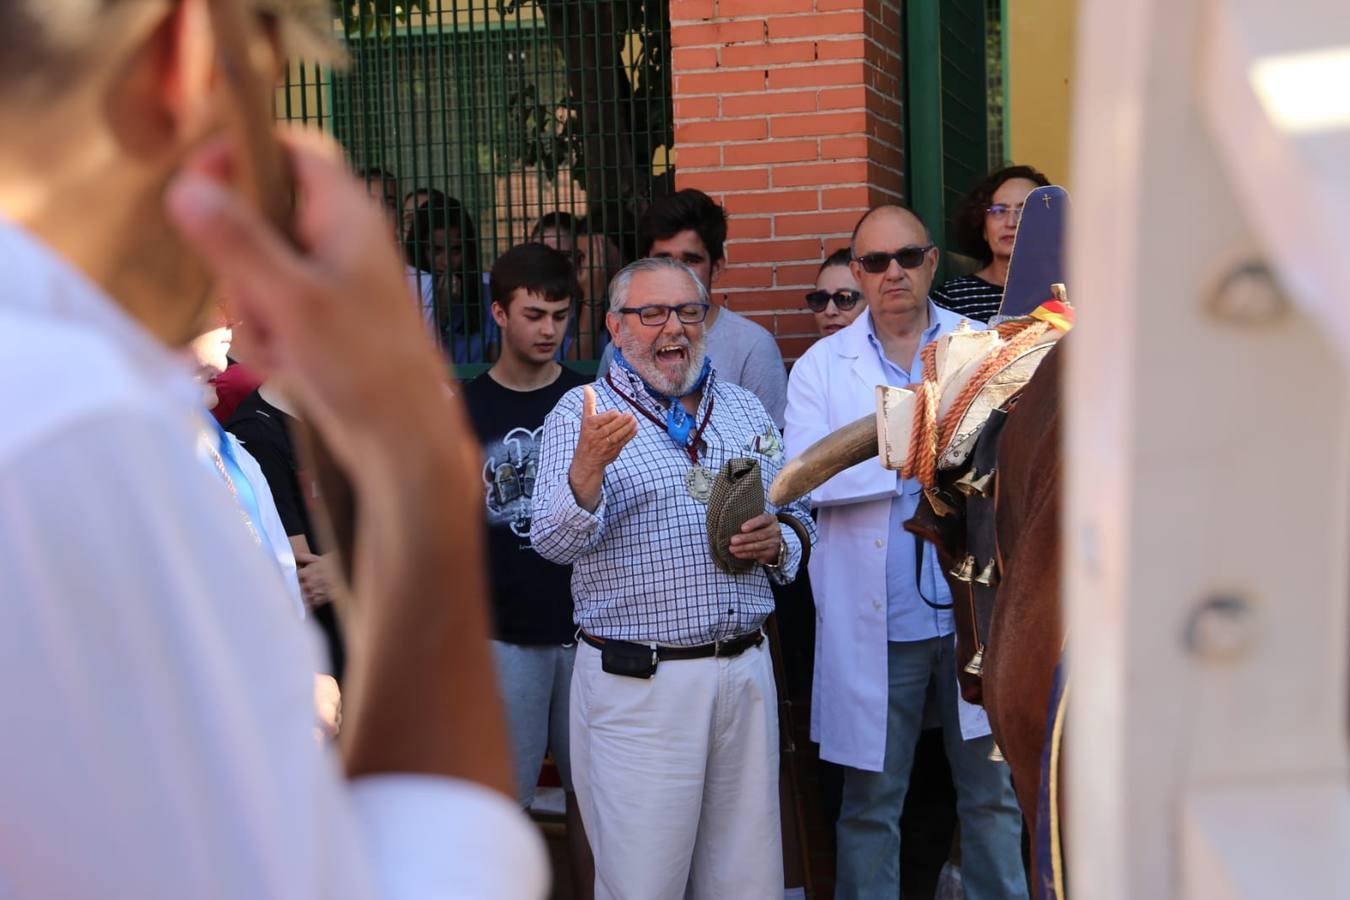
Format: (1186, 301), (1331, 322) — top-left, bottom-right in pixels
(931, 274), (1003, 323)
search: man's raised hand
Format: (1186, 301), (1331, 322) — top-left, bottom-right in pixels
(166, 129), (513, 795)
(576, 385), (637, 469)
(568, 385), (637, 512)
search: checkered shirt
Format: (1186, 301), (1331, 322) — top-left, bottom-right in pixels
(531, 365), (816, 646)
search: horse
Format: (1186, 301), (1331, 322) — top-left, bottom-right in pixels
(907, 338), (1065, 893)
(769, 329), (1069, 894)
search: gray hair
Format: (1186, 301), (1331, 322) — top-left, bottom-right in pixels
(607, 256), (709, 313)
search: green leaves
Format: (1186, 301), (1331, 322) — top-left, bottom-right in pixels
(505, 84), (582, 183)
(335, 0), (427, 38)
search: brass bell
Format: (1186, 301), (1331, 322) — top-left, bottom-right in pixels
(989, 743), (1005, 763)
(974, 559), (1000, 588)
(963, 647), (984, 676)
(927, 488), (957, 517)
(954, 469), (993, 497)
(949, 555), (976, 583)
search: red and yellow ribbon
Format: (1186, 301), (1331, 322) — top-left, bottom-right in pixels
(1029, 299), (1075, 332)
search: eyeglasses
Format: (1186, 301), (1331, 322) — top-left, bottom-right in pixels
(986, 203), (1025, 221)
(615, 302), (711, 326)
(854, 245), (934, 274)
(805, 289), (862, 313)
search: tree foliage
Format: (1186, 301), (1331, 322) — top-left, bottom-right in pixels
(332, 0), (671, 210)
(334, 0), (426, 36)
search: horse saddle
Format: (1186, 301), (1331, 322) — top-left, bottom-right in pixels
(878, 321), (1063, 476)
(894, 321), (1060, 701)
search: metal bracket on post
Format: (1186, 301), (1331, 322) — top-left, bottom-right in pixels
(1067, 0), (1350, 897)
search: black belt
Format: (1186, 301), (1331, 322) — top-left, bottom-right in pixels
(579, 628), (764, 660)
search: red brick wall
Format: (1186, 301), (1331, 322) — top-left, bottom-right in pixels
(669, 0), (904, 362)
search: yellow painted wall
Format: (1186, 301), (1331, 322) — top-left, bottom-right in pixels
(1006, 0), (1077, 187)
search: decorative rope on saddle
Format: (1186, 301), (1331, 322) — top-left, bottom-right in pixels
(900, 316), (1058, 489)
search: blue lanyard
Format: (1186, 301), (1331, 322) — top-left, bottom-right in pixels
(209, 416), (264, 536)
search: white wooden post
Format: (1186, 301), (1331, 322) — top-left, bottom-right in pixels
(1066, 0), (1350, 895)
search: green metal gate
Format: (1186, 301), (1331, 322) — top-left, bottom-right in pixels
(903, 0), (1007, 278)
(277, 1), (675, 374)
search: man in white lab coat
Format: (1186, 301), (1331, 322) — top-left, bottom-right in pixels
(785, 206), (1027, 899)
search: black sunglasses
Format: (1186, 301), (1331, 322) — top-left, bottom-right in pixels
(805, 289), (861, 313)
(854, 244), (934, 274)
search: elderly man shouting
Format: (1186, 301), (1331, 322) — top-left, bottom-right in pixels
(533, 256), (815, 900)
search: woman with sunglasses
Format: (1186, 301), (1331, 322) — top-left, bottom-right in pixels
(807, 248), (867, 337)
(932, 164), (1050, 322)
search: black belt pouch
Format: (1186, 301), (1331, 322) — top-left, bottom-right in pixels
(600, 639), (659, 679)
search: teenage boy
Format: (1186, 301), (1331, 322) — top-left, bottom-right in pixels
(463, 242), (595, 897)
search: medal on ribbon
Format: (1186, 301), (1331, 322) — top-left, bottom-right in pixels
(685, 463), (714, 503)
(606, 356), (719, 505)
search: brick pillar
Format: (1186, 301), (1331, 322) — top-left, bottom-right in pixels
(669, 0), (904, 362)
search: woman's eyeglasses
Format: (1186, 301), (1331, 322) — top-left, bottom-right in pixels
(615, 302), (710, 326)
(853, 244), (934, 274)
(986, 203), (1025, 221)
(805, 289), (862, 313)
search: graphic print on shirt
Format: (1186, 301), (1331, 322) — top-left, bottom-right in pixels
(482, 426), (543, 538)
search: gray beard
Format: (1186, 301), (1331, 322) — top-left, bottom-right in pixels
(618, 331), (708, 396)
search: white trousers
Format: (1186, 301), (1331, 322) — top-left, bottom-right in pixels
(570, 640), (783, 900)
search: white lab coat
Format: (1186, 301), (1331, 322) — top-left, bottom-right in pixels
(784, 309), (990, 773)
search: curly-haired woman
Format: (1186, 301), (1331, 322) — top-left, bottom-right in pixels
(932, 165), (1050, 321)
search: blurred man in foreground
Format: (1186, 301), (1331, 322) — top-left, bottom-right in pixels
(0, 2), (545, 897)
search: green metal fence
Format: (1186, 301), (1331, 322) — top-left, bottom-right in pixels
(904, 0), (1008, 278)
(986, 0), (1006, 169)
(277, 1), (675, 375)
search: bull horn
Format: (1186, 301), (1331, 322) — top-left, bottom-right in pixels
(768, 412), (879, 505)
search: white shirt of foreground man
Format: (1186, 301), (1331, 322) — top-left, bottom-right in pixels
(0, 218), (546, 899)
(0, 0), (543, 893)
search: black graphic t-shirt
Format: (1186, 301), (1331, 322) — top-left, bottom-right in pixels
(464, 366), (589, 645)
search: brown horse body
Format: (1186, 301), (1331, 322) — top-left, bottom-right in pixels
(982, 340), (1063, 837)
(908, 340), (1065, 873)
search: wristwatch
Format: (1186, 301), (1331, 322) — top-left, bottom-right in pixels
(765, 538), (788, 571)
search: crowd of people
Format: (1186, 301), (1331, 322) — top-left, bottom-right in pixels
(0, 3), (1057, 893)
(202, 170), (1043, 898)
(345, 163), (1047, 376)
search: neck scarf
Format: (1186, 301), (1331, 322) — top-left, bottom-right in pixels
(612, 348), (711, 449)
